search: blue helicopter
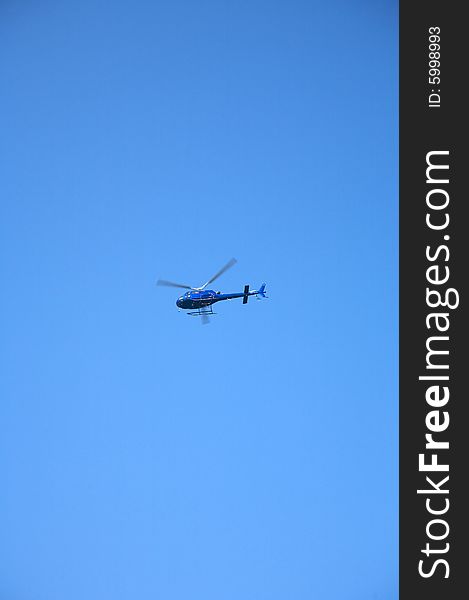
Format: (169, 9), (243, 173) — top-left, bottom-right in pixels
(157, 258), (267, 323)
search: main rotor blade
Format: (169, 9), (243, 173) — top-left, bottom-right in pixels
(156, 279), (193, 290)
(200, 258), (237, 289)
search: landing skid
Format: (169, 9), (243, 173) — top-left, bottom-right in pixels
(187, 306), (215, 317)
(187, 305), (215, 324)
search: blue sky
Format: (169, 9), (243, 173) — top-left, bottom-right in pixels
(1, 1), (398, 599)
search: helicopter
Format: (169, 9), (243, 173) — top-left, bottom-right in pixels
(157, 258), (267, 323)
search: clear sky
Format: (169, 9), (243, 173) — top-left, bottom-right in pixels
(1, 1), (398, 599)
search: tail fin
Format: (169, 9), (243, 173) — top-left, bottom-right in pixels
(256, 283), (267, 298)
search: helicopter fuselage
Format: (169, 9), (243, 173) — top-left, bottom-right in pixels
(176, 289), (255, 310)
